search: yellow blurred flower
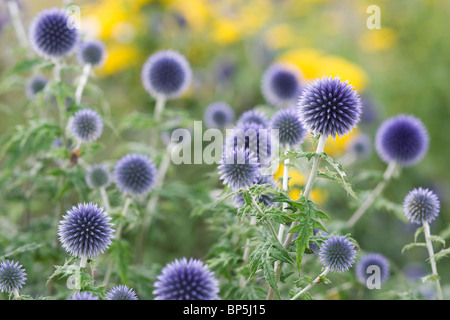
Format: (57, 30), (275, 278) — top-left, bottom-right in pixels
(212, 18), (241, 45)
(98, 44), (140, 76)
(274, 164), (328, 205)
(167, 0), (211, 31)
(264, 24), (297, 50)
(358, 28), (398, 52)
(324, 129), (359, 157)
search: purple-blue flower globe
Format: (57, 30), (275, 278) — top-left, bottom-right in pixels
(29, 8), (79, 58)
(261, 63), (302, 107)
(85, 164), (111, 189)
(70, 108), (103, 144)
(319, 235), (356, 273)
(355, 253), (390, 286)
(298, 76), (362, 138)
(106, 285), (138, 300)
(77, 40), (106, 67)
(403, 187), (440, 225)
(236, 109), (270, 129)
(0, 260), (27, 294)
(141, 50), (192, 99)
(26, 75), (48, 99)
(375, 114), (429, 167)
(68, 292), (99, 300)
(204, 101), (235, 130)
(153, 257), (219, 300)
(58, 203), (114, 259)
(234, 175), (278, 207)
(218, 146), (261, 190)
(114, 153), (157, 196)
(270, 108), (306, 146)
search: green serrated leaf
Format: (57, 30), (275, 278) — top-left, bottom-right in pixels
(401, 242), (427, 254)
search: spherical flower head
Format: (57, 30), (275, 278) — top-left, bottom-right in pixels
(106, 285), (138, 300)
(270, 108), (306, 146)
(234, 175), (278, 207)
(70, 108), (103, 144)
(319, 235), (356, 273)
(261, 63), (302, 107)
(218, 146), (261, 190)
(347, 133), (372, 159)
(204, 101), (235, 130)
(114, 153), (157, 196)
(236, 109), (269, 129)
(0, 260), (27, 294)
(68, 292), (98, 300)
(403, 187), (440, 224)
(26, 75), (48, 99)
(141, 50), (192, 99)
(355, 253), (390, 285)
(85, 164), (111, 189)
(298, 76), (362, 138)
(153, 257), (219, 300)
(375, 114), (429, 167)
(58, 202), (114, 259)
(77, 40), (107, 67)
(29, 8), (79, 58)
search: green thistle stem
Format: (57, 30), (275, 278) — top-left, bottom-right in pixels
(423, 221), (443, 300)
(290, 267), (330, 300)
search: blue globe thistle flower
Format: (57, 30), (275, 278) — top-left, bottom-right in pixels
(85, 164), (111, 189)
(236, 109), (269, 129)
(68, 292), (99, 300)
(29, 8), (79, 58)
(355, 253), (390, 285)
(106, 285), (138, 300)
(153, 257), (219, 300)
(298, 76), (362, 138)
(58, 202), (114, 259)
(114, 153), (158, 196)
(218, 146), (261, 190)
(70, 108), (103, 144)
(319, 235), (356, 273)
(204, 101), (235, 130)
(347, 133), (372, 159)
(0, 260), (27, 294)
(141, 50), (192, 99)
(26, 75), (48, 99)
(77, 40), (106, 67)
(261, 63), (302, 107)
(234, 175), (278, 207)
(403, 187), (440, 224)
(375, 114), (429, 167)
(270, 108), (306, 146)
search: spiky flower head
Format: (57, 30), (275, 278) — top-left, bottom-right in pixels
(114, 153), (157, 196)
(347, 133), (372, 159)
(141, 50), (192, 99)
(270, 108), (306, 146)
(298, 76), (362, 138)
(68, 292), (99, 300)
(375, 114), (429, 167)
(77, 40), (107, 67)
(218, 146), (261, 190)
(26, 75), (48, 99)
(85, 164), (111, 189)
(261, 63), (302, 107)
(70, 108), (103, 144)
(0, 260), (27, 294)
(58, 202), (114, 259)
(204, 101), (235, 130)
(153, 257), (219, 300)
(29, 8), (79, 58)
(319, 235), (356, 273)
(106, 285), (138, 300)
(355, 253), (390, 285)
(234, 175), (278, 207)
(236, 109), (269, 129)
(403, 187), (440, 225)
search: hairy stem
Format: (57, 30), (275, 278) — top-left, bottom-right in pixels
(100, 187), (111, 212)
(151, 95), (167, 148)
(277, 146), (290, 242)
(12, 288), (20, 300)
(423, 221), (443, 300)
(346, 161), (397, 228)
(290, 267), (330, 300)
(75, 64), (92, 105)
(250, 196), (279, 242)
(6, 0), (29, 50)
(267, 135), (327, 300)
